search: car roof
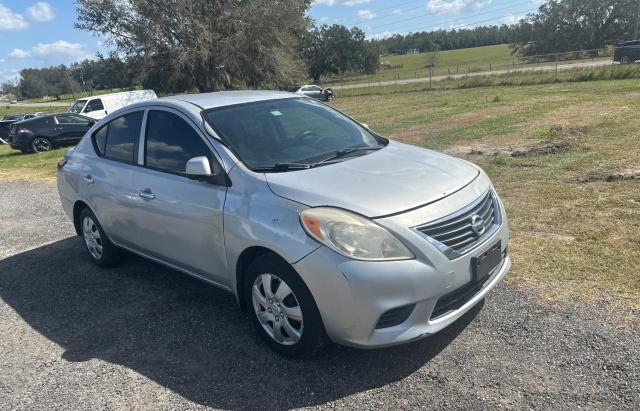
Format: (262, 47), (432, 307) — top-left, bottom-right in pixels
(163, 90), (299, 110)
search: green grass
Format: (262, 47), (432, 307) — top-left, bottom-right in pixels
(0, 144), (66, 181)
(22, 88), (133, 104)
(323, 44), (612, 87)
(0, 105), (63, 118)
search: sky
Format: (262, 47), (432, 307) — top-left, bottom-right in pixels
(0, 0), (544, 82)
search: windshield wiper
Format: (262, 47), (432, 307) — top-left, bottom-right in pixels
(311, 146), (383, 167)
(252, 162), (312, 172)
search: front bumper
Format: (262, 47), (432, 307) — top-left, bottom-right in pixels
(293, 176), (511, 348)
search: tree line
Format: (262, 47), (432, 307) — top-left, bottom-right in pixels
(2, 0), (638, 100)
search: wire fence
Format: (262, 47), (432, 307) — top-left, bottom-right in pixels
(325, 47), (631, 92)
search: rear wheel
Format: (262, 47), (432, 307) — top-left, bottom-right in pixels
(79, 208), (121, 267)
(31, 137), (52, 153)
(245, 254), (326, 358)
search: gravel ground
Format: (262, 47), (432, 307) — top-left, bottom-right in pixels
(1, 180), (639, 410)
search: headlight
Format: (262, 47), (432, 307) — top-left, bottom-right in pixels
(300, 207), (414, 261)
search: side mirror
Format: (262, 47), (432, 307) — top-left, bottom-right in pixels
(186, 156), (230, 186)
(186, 156), (212, 177)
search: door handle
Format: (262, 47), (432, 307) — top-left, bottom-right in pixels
(137, 189), (156, 200)
(83, 175), (94, 184)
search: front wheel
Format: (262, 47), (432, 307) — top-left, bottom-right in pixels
(31, 137), (52, 153)
(620, 55), (632, 64)
(245, 254), (327, 358)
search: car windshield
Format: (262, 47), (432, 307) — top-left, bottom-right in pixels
(69, 100), (87, 114)
(203, 98), (385, 170)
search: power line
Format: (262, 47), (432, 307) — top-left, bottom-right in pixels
(357, 0), (532, 28)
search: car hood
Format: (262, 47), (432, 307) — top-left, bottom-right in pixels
(265, 141), (479, 218)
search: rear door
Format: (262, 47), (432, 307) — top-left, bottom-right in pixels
(83, 110), (144, 248)
(129, 108), (229, 286)
(54, 114), (93, 144)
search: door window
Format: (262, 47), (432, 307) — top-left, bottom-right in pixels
(84, 99), (105, 113)
(102, 112), (144, 163)
(144, 110), (212, 174)
(56, 114), (91, 124)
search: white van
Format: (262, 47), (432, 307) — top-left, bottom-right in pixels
(68, 90), (157, 119)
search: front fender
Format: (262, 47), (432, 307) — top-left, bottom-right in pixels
(223, 166), (320, 299)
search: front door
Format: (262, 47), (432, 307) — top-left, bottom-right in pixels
(130, 109), (229, 286)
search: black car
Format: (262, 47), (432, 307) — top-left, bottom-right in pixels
(0, 114), (26, 141)
(614, 40), (640, 64)
(8, 113), (95, 153)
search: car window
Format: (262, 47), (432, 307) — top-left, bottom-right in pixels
(93, 124), (108, 155)
(69, 100), (87, 114)
(144, 110), (212, 174)
(309, 86), (323, 91)
(84, 99), (105, 113)
(56, 114), (90, 124)
(204, 98), (383, 169)
(104, 112), (144, 163)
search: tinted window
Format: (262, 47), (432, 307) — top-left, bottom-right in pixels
(69, 100), (86, 113)
(85, 99), (104, 113)
(104, 112), (144, 163)
(93, 125), (108, 155)
(145, 111), (211, 174)
(57, 114), (90, 124)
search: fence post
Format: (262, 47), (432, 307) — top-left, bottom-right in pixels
(448, 68), (451, 76)
(490, 63), (492, 72)
(429, 68), (432, 89)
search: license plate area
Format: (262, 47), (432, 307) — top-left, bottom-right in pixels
(471, 240), (502, 284)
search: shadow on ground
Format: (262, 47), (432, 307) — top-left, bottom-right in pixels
(0, 237), (482, 409)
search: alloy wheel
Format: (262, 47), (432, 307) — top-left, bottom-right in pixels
(82, 216), (103, 260)
(251, 273), (304, 345)
(32, 138), (52, 152)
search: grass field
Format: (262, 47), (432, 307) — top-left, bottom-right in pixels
(324, 44), (612, 86)
(22, 88), (133, 104)
(1, 78), (638, 307)
(332, 79), (640, 308)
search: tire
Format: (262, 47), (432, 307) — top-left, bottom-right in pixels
(244, 254), (327, 358)
(620, 55), (632, 65)
(31, 137), (52, 153)
(79, 208), (121, 267)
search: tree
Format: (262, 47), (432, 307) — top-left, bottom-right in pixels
(512, 0), (638, 57)
(76, 0), (312, 93)
(301, 24), (379, 82)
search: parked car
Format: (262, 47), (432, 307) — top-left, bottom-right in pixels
(68, 90), (158, 120)
(0, 114), (26, 142)
(294, 85), (334, 101)
(57, 91), (510, 357)
(614, 40), (640, 64)
(8, 113), (95, 153)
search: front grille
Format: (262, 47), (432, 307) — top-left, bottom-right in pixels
(415, 190), (498, 258)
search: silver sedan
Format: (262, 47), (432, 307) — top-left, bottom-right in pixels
(57, 91), (510, 357)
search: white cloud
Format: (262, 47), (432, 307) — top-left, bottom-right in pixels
(0, 4), (29, 31)
(32, 40), (86, 56)
(26, 2), (55, 22)
(427, 0), (493, 14)
(502, 14), (525, 25)
(9, 49), (31, 59)
(393, 9), (402, 15)
(343, 0), (371, 5)
(357, 9), (376, 20)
